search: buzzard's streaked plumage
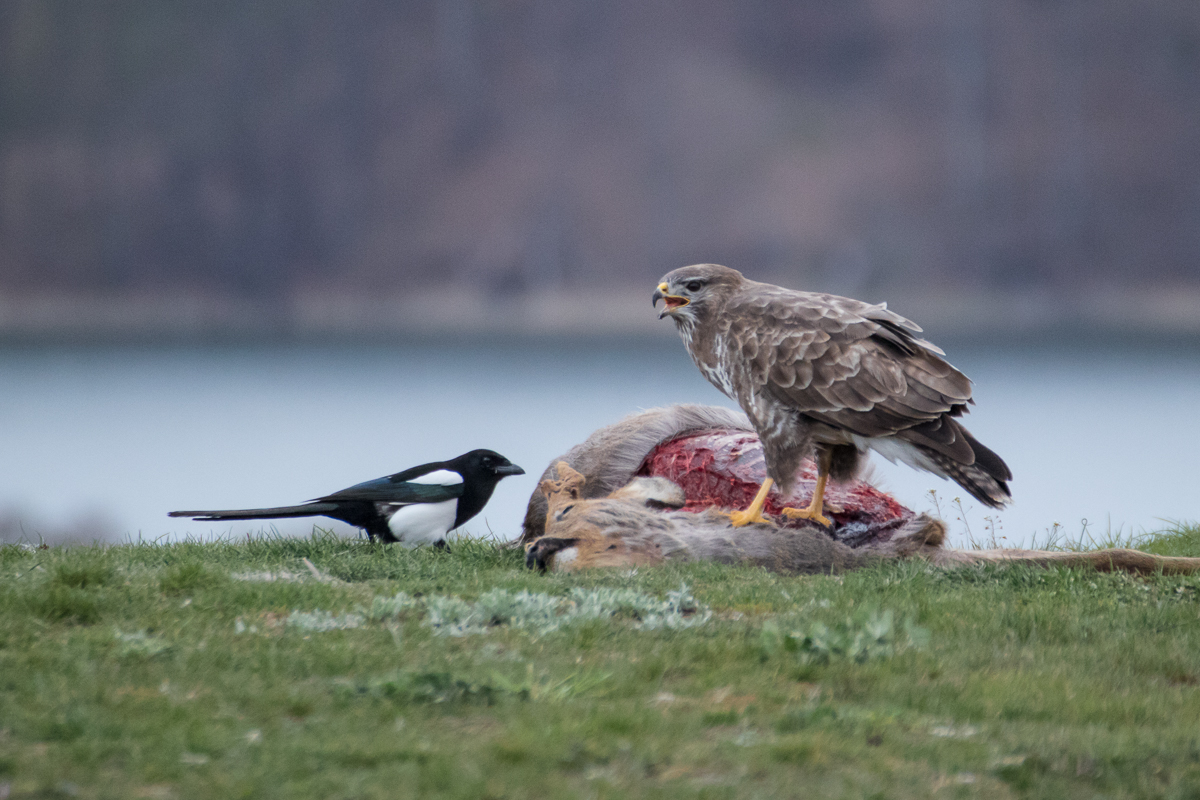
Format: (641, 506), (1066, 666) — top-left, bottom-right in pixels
(653, 264), (1011, 527)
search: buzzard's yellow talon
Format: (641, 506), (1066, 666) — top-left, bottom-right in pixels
(725, 508), (776, 527)
(725, 477), (776, 528)
(779, 472), (833, 527)
(780, 506), (833, 527)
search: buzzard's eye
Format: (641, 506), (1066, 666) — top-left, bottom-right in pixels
(685, 280), (704, 292)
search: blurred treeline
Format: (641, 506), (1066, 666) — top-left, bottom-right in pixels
(2, 0), (1198, 307)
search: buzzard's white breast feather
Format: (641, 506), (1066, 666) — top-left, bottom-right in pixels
(850, 434), (939, 474)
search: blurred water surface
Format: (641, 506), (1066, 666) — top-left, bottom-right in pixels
(1, 339), (1197, 548)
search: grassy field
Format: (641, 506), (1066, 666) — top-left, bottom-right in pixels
(2, 524), (1199, 799)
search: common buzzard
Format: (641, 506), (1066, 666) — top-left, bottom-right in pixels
(653, 264), (1011, 527)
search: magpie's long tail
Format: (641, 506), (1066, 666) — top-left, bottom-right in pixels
(168, 503), (339, 521)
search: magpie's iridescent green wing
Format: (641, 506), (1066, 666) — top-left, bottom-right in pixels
(317, 473), (464, 504)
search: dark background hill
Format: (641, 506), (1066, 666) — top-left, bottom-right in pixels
(2, 1), (1198, 338)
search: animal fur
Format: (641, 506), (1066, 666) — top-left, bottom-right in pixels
(527, 463), (1200, 577)
(520, 404), (753, 543)
(526, 462), (944, 574)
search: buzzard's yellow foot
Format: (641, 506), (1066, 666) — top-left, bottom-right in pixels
(725, 507), (776, 527)
(779, 472), (833, 527)
(780, 506), (833, 528)
(814, 499), (844, 514)
(725, 478), (776, 528)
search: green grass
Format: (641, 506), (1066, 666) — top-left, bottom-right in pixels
(2, 524), (1199, 799)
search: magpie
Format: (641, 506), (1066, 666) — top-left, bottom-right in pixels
(169, 449), (524, 546)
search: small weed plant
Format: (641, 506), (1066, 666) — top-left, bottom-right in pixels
(362, 584), (709, 637)
(759, 608), (930, 664)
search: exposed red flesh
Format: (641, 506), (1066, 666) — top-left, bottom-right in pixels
(634, 429), (911, 531)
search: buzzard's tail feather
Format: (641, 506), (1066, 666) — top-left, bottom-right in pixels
(961, 430), (1013, 482)
(923, 444), (1011, 509)
(898, 417), (1011, 508)
(169, 502), (340, 521)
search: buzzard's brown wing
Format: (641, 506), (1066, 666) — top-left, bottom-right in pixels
(722, 284), (977, 464)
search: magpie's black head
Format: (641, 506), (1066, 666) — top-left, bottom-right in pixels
(447, 449), (525, 482)
(443, 449), (524, 530)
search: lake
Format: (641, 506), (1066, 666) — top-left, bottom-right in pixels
(1, 337), (1197, 548)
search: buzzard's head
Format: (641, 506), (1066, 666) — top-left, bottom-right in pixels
(652, 264), (743, 324)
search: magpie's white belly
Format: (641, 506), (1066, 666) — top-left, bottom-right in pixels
(386, 499), (459, 547)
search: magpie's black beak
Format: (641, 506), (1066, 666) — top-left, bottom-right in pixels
(494, 463), (525, 477)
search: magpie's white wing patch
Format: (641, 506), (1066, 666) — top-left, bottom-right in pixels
(408, 469), (464, 486)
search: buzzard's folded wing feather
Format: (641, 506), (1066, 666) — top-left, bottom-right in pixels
(861, 354), (907, 395)
(727, 289), (975, 441)
(895, 417), (976, 463)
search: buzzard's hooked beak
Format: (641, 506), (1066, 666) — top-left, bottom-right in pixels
(653, 282), (689, 319)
